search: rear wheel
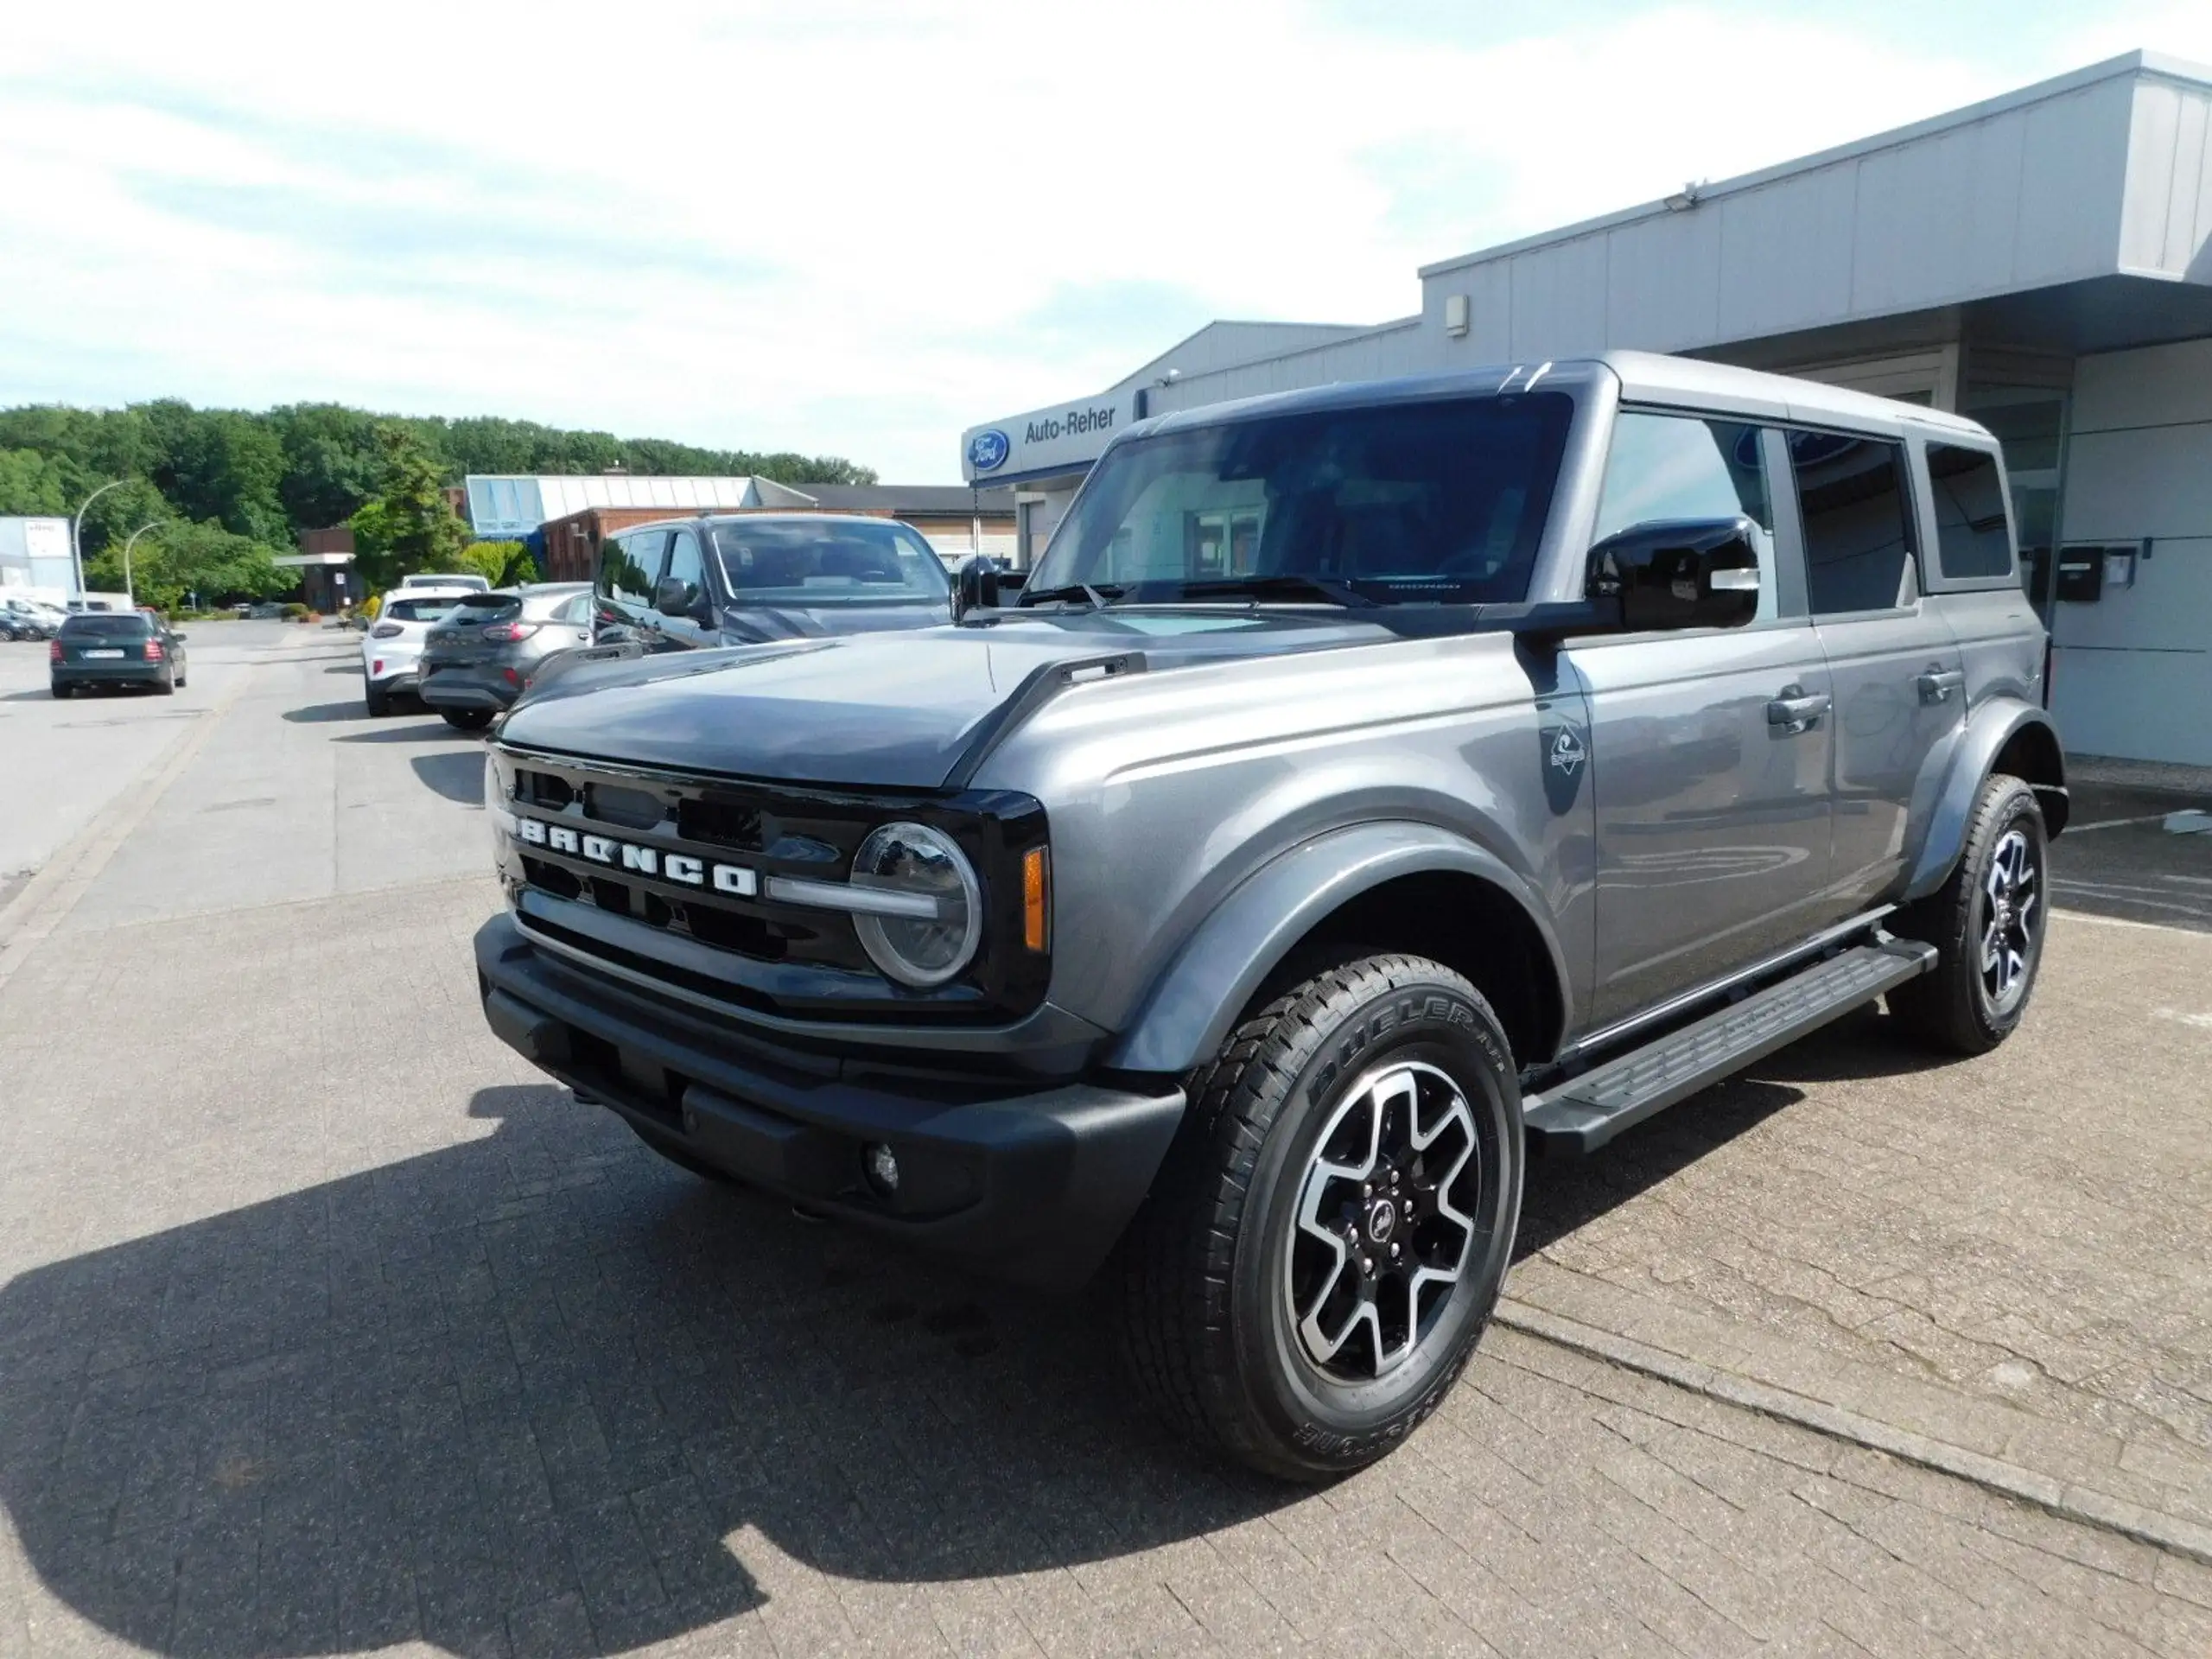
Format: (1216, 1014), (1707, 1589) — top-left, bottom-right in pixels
(364, 677), (391, 717)
(156, 668), (175, 696)
(1117, 955), (1522, 1481)
(1887, 773), (2047, 1055)
(50, 683), (69, 699)
(441, 708), (493, 732)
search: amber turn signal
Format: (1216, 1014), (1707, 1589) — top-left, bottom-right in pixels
(1022, 847), (1050, 952)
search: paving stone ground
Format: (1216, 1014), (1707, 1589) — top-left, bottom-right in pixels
(1, 631), (2209, 1656)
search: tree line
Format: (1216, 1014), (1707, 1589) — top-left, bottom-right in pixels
(0, 399), (874, 608)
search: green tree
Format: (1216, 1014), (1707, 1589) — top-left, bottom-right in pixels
(83, 520), (289, 613)
(0, 448), (72, 515)
(348, 426), (469, 592)
(269, 404), (386, 531)
(142, 403), (289, 543)
(448, 539), (537, 587)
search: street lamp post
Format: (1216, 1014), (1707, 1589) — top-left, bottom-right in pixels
(70, 478), (130, 601)
(119, 521), (162, 607)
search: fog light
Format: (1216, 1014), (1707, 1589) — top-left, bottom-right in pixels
(863, 1142), (900, 1195)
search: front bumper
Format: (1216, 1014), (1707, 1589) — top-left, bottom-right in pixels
(474, 913), (1183, 1288)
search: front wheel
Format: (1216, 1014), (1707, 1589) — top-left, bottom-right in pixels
(1887, 773), (2048, 1055)
(1117, 955), (1522, 1481)
(440, 708), (493, 732)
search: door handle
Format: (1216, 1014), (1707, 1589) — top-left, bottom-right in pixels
(1766, 687), (1831, 734)
(1917, 666), (1966, 704)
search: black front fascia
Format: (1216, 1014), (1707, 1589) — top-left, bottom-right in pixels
(491, 744), (1051, 1024)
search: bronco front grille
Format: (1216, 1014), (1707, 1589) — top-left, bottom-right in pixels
(492, 748), (1052, 1025)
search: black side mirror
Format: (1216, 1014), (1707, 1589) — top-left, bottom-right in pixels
(955, 556), (1001, 618)
(652, 575), (698, 617)
(1586, 516), (1763, 632)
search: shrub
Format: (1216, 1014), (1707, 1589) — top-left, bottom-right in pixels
(283, 601), (311, 620)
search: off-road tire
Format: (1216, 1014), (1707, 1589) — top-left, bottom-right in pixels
(441, 708), (493, 732)
(1887, 773), (2047, 1055)
(1116, 955), (1522, 1482)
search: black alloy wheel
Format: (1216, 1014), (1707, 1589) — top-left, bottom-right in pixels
(1118, 954), (1522, 1480)
(1889, 772), (2048, 1054)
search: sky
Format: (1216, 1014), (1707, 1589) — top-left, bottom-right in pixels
(4, 1), (2211, 483)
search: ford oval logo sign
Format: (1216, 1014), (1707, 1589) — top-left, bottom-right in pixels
(967, 429), (1010, 474)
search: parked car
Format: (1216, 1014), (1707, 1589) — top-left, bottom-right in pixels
(51, 611), (188, 696)
(401, 572), (491, 592)
(417, 584), (594, 730)
(360, 586), (481, 716)
(470, 353), (2063, 1480)
(590, 513), (951, 650)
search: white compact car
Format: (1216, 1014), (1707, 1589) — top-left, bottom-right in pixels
(361, 586), (480, 715)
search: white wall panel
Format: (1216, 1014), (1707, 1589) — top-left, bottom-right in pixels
(2049, 645), (2212, 764)
(2063, 427), (2212, 539)
(2014, 80), (2133, 285)
(2072, 338), (2212, 430)
(2119, 78), (2212, 275)
(1713, 164), (1858, 340)
(1510, 235), (1609, 358)
(2049, 537), (2212, 652)
(1605, 208), (1721, 352)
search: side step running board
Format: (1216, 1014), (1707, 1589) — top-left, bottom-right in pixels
(1523, 939), (1936, 1156)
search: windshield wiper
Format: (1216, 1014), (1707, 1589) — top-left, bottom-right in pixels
(1020, 582), (1122, 609)
(1170, 575), (1379, 608)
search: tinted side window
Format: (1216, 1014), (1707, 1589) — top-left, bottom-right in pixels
(1789, 432), (1916, 614)
(1926, 442), (2013, 580)
(660, 530), (705, 612)
(1594, 412), (1781, 622)
(599, 533), (659, 609)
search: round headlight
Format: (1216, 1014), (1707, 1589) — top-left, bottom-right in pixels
(850, 822), (982, 988)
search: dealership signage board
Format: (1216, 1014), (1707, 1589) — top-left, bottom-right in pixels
(961, 390), (1141, 484)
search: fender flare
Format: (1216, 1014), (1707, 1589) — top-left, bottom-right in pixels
(1106, 820), (1572, 1076)
(1901, 700), (2067, 904)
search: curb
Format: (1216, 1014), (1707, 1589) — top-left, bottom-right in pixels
(1494, 1298), (2212, 1567)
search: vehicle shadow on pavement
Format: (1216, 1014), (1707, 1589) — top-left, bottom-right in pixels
(1516, 1007), (1952, 1260)
(334, 723), (476, 745)
(279, 702), (365, 724)
(410, 753), (489, 804)
(0, 1085), (1285, 1656)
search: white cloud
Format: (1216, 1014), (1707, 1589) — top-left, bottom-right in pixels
(2, 1), (2207, 480)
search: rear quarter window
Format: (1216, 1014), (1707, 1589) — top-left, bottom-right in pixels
(1926, 442), (2015, 580)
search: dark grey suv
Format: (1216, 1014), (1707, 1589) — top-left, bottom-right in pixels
(471, 353), (2063, 1478)
(592, 512), (951, 649)
(417, 584), (594, 731)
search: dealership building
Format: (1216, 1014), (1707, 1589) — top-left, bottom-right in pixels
(962, 50), (2212, 767)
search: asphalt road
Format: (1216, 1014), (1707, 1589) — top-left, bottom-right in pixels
(0, 627), (2208, 1656)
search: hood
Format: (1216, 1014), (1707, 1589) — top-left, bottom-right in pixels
(715, 599), (948, 642)
(499, 612), (1384, 789)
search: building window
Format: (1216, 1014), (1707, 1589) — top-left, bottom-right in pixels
(1185, 509), (1263, 578)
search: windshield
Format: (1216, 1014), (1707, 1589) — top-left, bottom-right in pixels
(708, 520), (950, 607)
(1027, 392), (1574, 605)
(383, 597), (466, 623)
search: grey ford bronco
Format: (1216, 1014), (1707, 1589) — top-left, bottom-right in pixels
(474, 353), (2064, 1478)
